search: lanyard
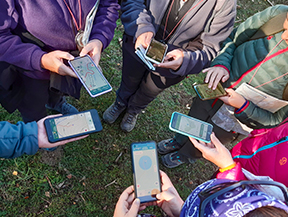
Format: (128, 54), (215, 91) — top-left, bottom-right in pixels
(162, 0), (204, 41)
(63, 0), (82, 32)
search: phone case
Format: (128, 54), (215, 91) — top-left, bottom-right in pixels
(130, 141), (161, 203)
(169, 112), (213, 143)
(68, 55), (112, 98)
(44, 109), (103, 143)
(193, 83), (227, 100)
(144, 39), (168, 65)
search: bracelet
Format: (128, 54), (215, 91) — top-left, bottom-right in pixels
(219, 162), (236, 173)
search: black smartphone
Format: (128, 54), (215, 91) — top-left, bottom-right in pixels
(68, 55), (112, 97)
(145, 39), (168, 64)
(169, 112), (213, 143)
(131, 141), (161, 203)
(193, 83), (227, 100)
(44, 109), (102, 143)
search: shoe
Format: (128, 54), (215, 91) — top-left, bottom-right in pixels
(120, 112), (139, 132)
(161, 152), (186, 168)
(157, 138), (183, 155)
(46, 97), (78, 115)
(103, 102), (126, 124)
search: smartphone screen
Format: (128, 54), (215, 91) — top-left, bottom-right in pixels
(145, 39), (168, 64)
(169, 112), (213, 143)
(194, 83), (227, 100)
(68, 55), (112, 97)
(44, 109), (102, 143)
(131, 141), (161, 203)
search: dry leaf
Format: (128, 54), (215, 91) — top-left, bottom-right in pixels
(67, 174), (72, 179)
(45, 192), (50, 198)
(12, 171), (18, 176)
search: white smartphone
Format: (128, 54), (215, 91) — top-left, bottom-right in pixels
(131, 141), (161, 203)
(144, 39), (168, 64)
(169, 112), (213, 143)
(68, 55), (112, 97)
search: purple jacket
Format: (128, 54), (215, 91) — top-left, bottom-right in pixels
(0, 0), (119, 79)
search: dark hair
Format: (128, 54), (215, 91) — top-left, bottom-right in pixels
(243, 206), (288, 217)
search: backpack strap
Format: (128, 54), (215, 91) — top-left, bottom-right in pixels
(250, 12), (286, 40)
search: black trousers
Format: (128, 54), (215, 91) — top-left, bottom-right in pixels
(0, 73), (63, 123)
(177, 96), (239, 159)
(116, 34), (185, 115)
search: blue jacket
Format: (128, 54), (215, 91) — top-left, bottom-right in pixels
(0, 121), (38, 158)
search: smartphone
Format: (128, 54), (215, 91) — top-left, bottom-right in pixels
(44, 109), (102, 143)
(68, 55), (112, 97)
(131, 141), (161, 203)
(193, 82), (227, 100)
(145, 39), (168, 64)
(169, 112), (213, 143)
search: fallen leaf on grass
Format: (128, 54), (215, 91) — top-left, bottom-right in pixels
(45, 192), (50, 198)
(12, 171), (18, 176)
(67, 174), (73, 179)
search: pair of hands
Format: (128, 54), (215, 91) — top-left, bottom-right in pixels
(41, 39), (103, 78)
(203, 67), (246, 109)
(37, 114), (88, 149)
(113, 171), (184, 217)
(135, 32), (184, 71)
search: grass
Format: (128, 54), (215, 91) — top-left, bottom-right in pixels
(0, 0), (286, 216)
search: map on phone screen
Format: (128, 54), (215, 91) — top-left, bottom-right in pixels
(177, 116), (208, 140)
(133, 144), (160, 197)
(73, 58), (108, 92)
(49, 112), (96, 140)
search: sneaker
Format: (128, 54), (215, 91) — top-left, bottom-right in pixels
(161, 152), (186, 168)
(46, 97), (78, 115)
(103, 102), (126, 124)
(157, 138), (183, 155)
(120, 112), (139, 132)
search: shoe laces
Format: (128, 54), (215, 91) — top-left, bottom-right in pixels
(110, 103), (123, 115)
(170, 152), (183, 162)
(126, 113), (136, 124)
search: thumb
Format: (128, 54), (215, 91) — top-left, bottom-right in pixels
(127, 198), (140, 217)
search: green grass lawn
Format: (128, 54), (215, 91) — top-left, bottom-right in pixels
(0, 1), (287, 216)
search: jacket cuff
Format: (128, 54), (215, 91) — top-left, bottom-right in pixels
(31, 49), (46, 72)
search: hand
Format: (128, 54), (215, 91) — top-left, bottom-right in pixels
(203, 67), (229, 90)
(156, 49), (184, 71)
(80, 39), (103, 66)
(144, 171), (184, 217)
(37, 115), (88, 149)
(114, 186), (146, 217)
(218, 88), (246, 109)
(135, 32), (154, 50)
(41, 51), (77, 77)
(189, 133), (234, 169)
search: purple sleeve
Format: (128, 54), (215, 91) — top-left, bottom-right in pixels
(0, 1), (46, 72)
(89, 0), (120, 50)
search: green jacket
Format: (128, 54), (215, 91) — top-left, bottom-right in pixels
(211, 5), (288, 129)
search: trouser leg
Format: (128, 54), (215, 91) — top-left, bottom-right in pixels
(177, 96), (238, 159)
(116, 34), (148, 106)
(17, 75), (50, 123)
